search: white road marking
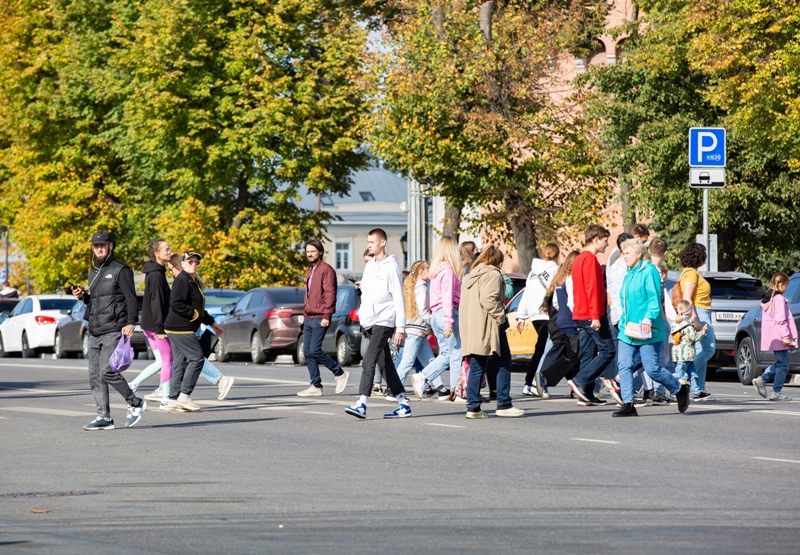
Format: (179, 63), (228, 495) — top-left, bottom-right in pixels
(425, 423), (464, 429)
(260, 406), (304, 411)
(225, 376), (308, 386)
(752, 457), (800, 465)
(0, 407), (95, 417)
(751, 410), (800, 417)
(571, 438), (619, 444)
(304, 411), (335, 416)
(0, 362), (83, 370)
(0, 386), (79, 395)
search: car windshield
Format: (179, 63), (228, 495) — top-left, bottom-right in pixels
(270, 289), (305, 305)
(706, 278), (763, 300)
(205, 291), (244, 306)
(40, 298), (80, 311)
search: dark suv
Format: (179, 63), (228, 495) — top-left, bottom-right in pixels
(295, 284), (362, 367)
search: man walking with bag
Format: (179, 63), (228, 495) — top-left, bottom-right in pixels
(297, 239), (349, 397)
(71, 231), (146, 430)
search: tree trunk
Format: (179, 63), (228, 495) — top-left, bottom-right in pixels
(231, 171), (249, 229)
(505, 189), (537, 273)
(620, 177), (636, 230)
(479, 2), (494, 44)
(442, 200), (461, 241)
(429, 3), (447, 42)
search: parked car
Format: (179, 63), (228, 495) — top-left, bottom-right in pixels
(54, 297), (149, 359)
(215, 287), (305, 364)
(203, 288), (245, 323)
(0, 299), (21, 324)
(295, 284), (363, 367)
(0, 295), (76, 357)
(735, 270), (800, 385)
(667, 271), (763, 376)
(504, 288), (539, 363)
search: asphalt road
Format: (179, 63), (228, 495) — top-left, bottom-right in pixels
(1, 357), (799, 554)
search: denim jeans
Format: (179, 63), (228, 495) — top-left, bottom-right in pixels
(617, 340), (681, 404)
(761, 349), (790, 393)
(692, 308), (716, 394)
(422, 309), (462, 390)
(396, 333), (436, 384)
(467, 323), (512, 411)
(303, 317), (344, 388)
(674, 361), (698, 385)
(572, 317), (616, 395)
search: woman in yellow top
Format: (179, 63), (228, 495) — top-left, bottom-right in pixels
(677, 243), (716, 401)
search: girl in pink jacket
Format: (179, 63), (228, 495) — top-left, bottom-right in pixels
(753, 272), (797, 401)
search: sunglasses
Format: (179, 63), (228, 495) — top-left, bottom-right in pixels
(185, 259), (200, 266)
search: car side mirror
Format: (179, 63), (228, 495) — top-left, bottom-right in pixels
(0, 310), (8, 318)
(221, 304), (232, 315)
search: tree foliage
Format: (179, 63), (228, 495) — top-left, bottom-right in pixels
(0, 0), (371, 290)
(369, 1), (611, 272)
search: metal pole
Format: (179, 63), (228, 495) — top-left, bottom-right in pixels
(4, 227), (8, 281)
(703, 188), (709, 257)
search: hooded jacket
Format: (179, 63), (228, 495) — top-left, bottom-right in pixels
(460, 264), (507, 357)
(140, 260), (170, 334)
(517, 258), (558, 322)
(358, 254), (405, 332)
(83, 254), (138, 336)
(760, 289), (798, 352)
(164, 270), (215, 334)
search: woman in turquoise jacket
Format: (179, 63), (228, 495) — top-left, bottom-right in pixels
(615, 239), (691, 417)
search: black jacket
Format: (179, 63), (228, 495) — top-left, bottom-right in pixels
(140, 260), (170, 334)
(83, 254), (138, 336)
(164, 271), (215, 333)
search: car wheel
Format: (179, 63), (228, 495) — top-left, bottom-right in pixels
(295, 334), (305, 365)
(54, 332), (68, 359)
(337, 334), (354, 367)
(21, 332), (35, 358)
(215, 336), (229, 363)
(736, 336), (759, 385)
(81, 333), (89, 359)
(0, 333), (6, 358)
(250, 333), (266, 364)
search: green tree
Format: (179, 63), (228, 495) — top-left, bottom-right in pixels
(369, 1), (611, 272)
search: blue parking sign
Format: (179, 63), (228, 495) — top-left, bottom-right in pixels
(689, 127), (726, 167)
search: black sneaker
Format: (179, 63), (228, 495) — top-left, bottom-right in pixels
(83, 417), (115, 431)
(652, 394), (674, 406)
(677, 383), (690, 413)
(612, 403), (638, 417)
(437, 388), (452, 401)
(693, 391), (712, 401)
(577, 396), (608, 407)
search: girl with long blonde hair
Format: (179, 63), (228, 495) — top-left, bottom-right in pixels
(410, 236), (463, 400)
(393, 261), (438, 387)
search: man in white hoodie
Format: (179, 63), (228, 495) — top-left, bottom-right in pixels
(345, 228), (410, 419)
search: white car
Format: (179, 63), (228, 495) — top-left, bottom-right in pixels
(0, 295), (77, 357)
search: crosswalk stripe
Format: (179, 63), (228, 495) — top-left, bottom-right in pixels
(0, 407), (95, 417)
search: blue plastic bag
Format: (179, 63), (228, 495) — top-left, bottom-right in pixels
(109, 335), (134, 373)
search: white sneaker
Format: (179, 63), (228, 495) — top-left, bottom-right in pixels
(496, 406), (524, 417)
(144, 387), (164, 402)
(297, 385), (323, 397)
(452, 396), (467, 404)
(334, 371), (350, 394)
(769, 391), (792, 401)
(410, 373), (425, 399)
(522, 385), (535, 396)
(164, 400), (188, 413)
(176, 398), (202, 412)
(217, 376), (235, 400)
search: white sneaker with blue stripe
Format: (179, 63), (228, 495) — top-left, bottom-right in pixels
(345, 402), (367, 419)
(384, 404), (412, 419)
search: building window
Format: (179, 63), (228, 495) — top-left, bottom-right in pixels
(359, 191), (375, 201)
(335, 242), (352, 271)
(320, 192), (334, 206)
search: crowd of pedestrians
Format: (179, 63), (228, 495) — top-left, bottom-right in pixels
(74, 222), (795, 429)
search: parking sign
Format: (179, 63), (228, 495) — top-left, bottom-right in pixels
(689, 127), (726, 167)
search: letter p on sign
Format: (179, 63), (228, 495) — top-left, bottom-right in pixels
(689, 127), (726, 167)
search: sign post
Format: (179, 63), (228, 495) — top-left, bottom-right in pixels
(688, 127), (726, 263)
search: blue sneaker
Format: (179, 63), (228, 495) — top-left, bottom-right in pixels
(384, 404), (412, 419)
(344, 403), (367, 419)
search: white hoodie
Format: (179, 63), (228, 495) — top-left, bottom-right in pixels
(359, 254), (406, 332)
(517, 258), (559, 322)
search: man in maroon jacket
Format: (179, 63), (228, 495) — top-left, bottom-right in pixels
(297, 239), (350, 396)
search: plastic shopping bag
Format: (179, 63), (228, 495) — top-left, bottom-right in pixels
(450, 357), (488, 401)
(109, 335), (134, 373)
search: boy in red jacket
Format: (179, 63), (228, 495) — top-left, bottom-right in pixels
(567, 225), (616, 406)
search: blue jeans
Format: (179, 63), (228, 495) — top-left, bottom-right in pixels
(467, 323), (512, 410)
(618, 341), (681, 404)
(692, 308), (716, 394)
(674, 360), (697, 385)
(573, 317), (616, 395)
(761, 350), (790, 393)
(396, 333), (436, 384)
(422, 309), (461, 390)
(303, 317), (343, 388)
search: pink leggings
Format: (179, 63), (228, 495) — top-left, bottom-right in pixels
(143, 330), (173, 384)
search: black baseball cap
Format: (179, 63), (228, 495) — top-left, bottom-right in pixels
(91, 231), (113, 245)
(183, 251), (202, 261)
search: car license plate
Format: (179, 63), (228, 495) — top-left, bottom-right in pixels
(716, 312), (744, 322)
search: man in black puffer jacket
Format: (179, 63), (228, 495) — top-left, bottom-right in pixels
(71, 231), (146, 431)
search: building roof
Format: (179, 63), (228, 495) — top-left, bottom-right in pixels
(294, 162), (408, 213)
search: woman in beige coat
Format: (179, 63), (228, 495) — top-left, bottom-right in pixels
(460, 246), (524, 419)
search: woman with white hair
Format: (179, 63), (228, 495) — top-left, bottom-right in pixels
(614, 239), (690, 417)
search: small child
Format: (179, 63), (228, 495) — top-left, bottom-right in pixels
(671, 300), (707, 385)
(753, 272), (797, 401)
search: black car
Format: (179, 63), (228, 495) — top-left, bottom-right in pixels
(54, 297), (149, 359)
(295, 284), (362, 367)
